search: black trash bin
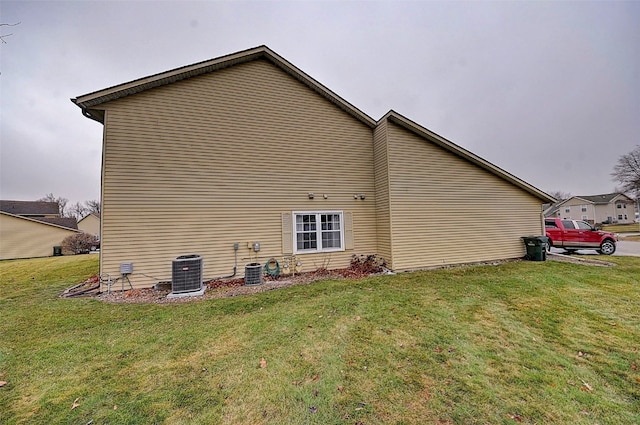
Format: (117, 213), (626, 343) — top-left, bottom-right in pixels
(521, 236), (548, 261)
(53, 246), (62, 256)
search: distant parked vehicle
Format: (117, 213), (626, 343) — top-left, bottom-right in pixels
(545, 218), (617, 255)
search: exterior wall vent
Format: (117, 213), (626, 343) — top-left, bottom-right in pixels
(169, 254), (204, 297)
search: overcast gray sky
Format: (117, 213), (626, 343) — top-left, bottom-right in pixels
(1, 1), (638, 206)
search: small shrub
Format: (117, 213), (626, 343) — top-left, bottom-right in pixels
(61, 233), (97, 255)
(349, 254), (387, 275)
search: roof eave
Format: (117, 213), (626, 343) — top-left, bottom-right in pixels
(0, 211), (82, 232)
(382, 111), (556, 204)
(71, 45), (376, 128)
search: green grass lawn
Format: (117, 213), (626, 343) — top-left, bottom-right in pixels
(1, 255), (639, 424)
(602, 222), (640, 233)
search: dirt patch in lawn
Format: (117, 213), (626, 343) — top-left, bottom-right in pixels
(547, 253), (615, 267)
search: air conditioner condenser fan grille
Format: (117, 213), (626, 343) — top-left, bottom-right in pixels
(171, 254), (203, 294)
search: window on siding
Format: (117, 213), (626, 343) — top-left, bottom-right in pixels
(564, 207), (571, 213)
(618, 214), (623, 220)
(294, 211), (344, 253)
(617, 203), (622, 209)
(581, 205), (587, 212)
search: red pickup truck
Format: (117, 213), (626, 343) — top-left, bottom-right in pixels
(544, 218), (617, 255)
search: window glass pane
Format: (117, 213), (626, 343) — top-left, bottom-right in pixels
(320, 214), (341, 249)
(294, 212), (342, 252)
(296, 214), (317, 250)
(322, 231), (341, 248)
(297, 231), (317, 250)
(561, 220), (575, 229)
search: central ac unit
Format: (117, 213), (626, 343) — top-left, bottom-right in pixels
(171, 254), (203, 295)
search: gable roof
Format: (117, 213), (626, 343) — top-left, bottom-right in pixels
(380, 111), (555, 203)
(543, 202), (561, 217)
(0, 200), (59, 216)
(36, 217), (79, 229)
(72, 45), (376, 127)
(0, 211), (80, 232)
(72, 46), (555, 205)
(78, 212), (100, 223)
(574, 193), (630, 204)
(557, 192), (631, 207)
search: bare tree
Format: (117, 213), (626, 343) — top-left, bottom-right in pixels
(611, 145), (640, 200)
(547, 190), (571, 201)
(68, 202), (89, 220)
(0, 22), (20, 44)
(85, 200), (101, 215)
(38, 193), (69, 217)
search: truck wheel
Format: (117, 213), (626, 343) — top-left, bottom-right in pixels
(545, 239), (552, 252)
(597, 240), (616, 255)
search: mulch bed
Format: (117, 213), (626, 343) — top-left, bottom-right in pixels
(61, 254), (613, 304)
(95, 267), (382, 304)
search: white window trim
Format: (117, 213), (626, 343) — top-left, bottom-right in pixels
(293, 211), (345, 254)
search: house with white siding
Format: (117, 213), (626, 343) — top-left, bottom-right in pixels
(545, 193), (636, 224)
(72, 46), (554, 290)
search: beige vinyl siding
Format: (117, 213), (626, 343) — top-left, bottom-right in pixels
(385, 122), (543, 270)
(0, 213), (78, 260)
(77, 214), (100, 238)
(98, 59), (377, 289)
(373, 121), (393, 267)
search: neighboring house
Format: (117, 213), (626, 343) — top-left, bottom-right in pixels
(546, 193), (637, 224)
(0, 200), (80, 260)
(72, 45), (555, 290)
(0, 200), (60, 218)
(78, 213), (101, 240)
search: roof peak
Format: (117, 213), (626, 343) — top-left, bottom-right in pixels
(72, 45), (376, 127)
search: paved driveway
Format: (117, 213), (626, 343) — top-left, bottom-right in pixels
(549, 240), (640, 257)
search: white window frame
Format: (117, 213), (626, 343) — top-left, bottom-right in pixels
(564, 207), (571, 213)
(293, 211), (345, 254)
(581, 205), (587, 212)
